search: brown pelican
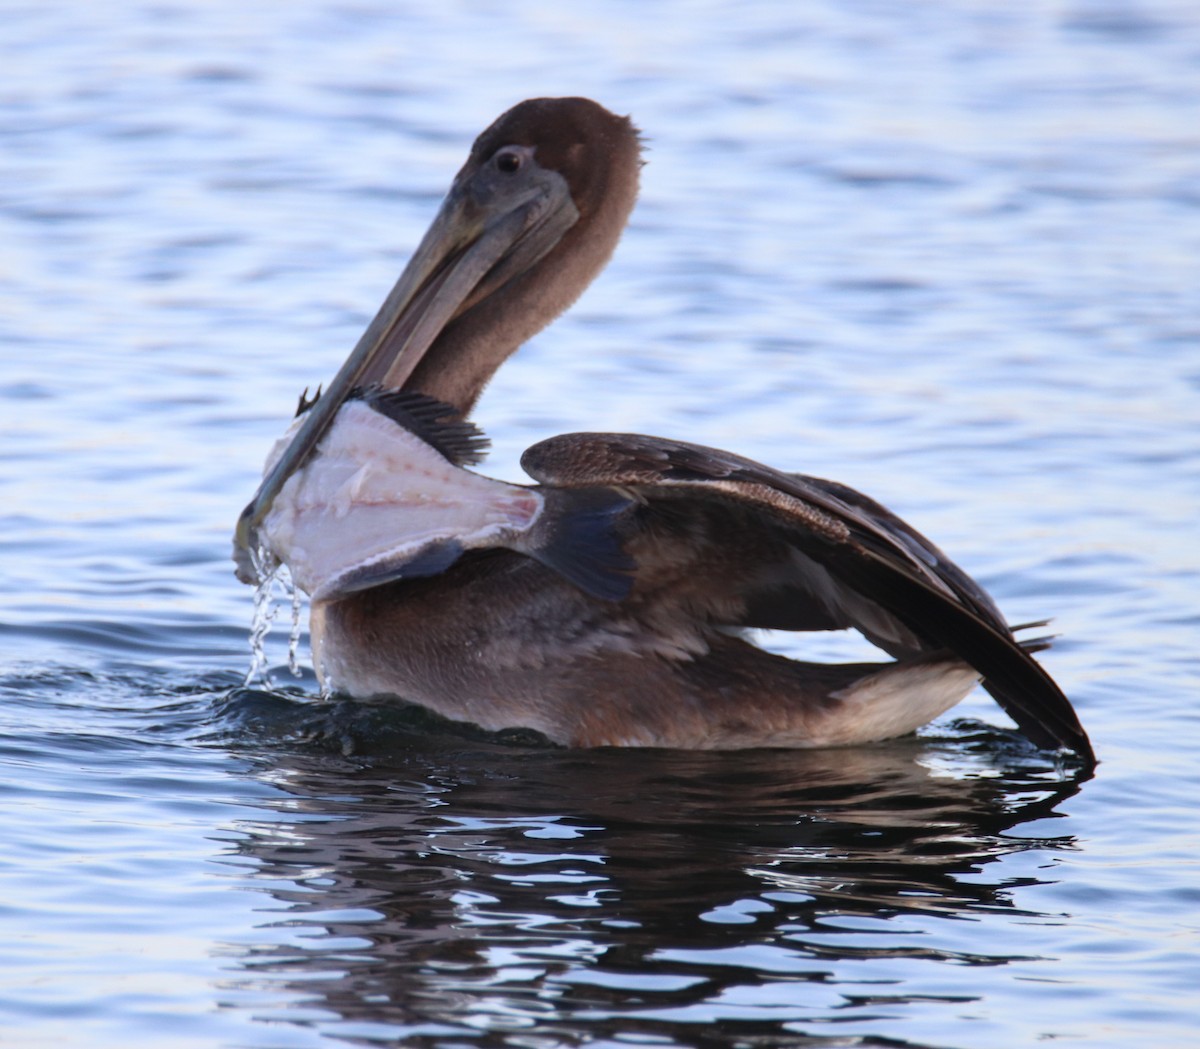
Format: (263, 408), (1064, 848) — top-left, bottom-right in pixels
(233, 97), (1093, 763)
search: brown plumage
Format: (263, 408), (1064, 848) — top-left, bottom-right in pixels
(234, 97), (1094, 764)
(389, 98), (642, 415)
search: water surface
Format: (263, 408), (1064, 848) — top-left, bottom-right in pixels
(2, 3), (1198, 1047)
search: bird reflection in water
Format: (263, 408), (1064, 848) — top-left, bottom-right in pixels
(215, 700), (1087, 1045)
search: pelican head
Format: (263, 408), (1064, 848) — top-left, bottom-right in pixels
(234, 98), (641, 578)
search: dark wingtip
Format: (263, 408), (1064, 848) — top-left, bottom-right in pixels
(977, 646), (1095, 767)
(356, 387), (490, 466)
(833, 547), (1095, 765)
(974, 628), (1093, 764)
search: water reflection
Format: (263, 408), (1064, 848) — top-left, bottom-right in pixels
(214, 696), (1088, 1046)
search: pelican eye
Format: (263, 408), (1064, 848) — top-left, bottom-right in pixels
(495, 149), (523, 174)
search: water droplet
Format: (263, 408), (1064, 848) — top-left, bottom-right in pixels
(287, 578), (304, 678)
(243, 545), (305, 686)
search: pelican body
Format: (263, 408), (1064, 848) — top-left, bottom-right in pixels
(234, 98), (1093, 763)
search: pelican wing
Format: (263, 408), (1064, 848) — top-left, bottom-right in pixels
(522, 432), (1092, 761)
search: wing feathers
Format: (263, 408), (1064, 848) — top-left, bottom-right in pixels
(519, 487), (636, 601)
(523, 431), (1093, 762)
(359, 387), (490, 466)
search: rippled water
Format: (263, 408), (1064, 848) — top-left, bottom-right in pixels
(3, 3), (1199, 1047)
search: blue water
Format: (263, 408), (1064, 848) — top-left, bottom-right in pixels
(3, 2), (1199, 1046)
